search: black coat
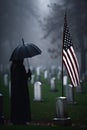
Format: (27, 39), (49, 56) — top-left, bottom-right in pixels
(10, 62), (31, 124)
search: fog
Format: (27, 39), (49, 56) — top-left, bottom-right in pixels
(0, 0), (61, 70)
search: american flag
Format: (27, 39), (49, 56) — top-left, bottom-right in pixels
(62, 14), (80, 87)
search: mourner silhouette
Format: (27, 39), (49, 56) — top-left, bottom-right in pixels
(10, 59), (32, 124)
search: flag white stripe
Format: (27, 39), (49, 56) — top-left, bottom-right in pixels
(63, 50), (77, 86)
(70, 47), (80, 82)
(71, 46), (79, 70)
(69, 47), (80, 84)
(63, 56), (75, 86)
(68, 48), (79, 85)
(63, 50), (76, 85)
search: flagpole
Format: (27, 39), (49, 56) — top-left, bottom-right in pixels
(61, 14), (66, 97)
(61, 34), (64, 97)
(61, 47), (64, 97)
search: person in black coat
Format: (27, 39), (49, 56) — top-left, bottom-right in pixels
(10, 60), (32, 125)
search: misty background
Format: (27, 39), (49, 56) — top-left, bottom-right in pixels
(0, 0), (87, 79)
(0, 0), (55, 68)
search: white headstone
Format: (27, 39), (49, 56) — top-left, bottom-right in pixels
(0, 93), (3, 96)
(36, 67), (41, 80)
(44, 70), (48, 79)
(4, 74), (8, 86)
(65, 84), (75, 104)
(48, 72), (51, 84)
(50, 77), (56, 91)
(57, 66), (62, 80)
(36, 67), (41, 76)
(34, 81), (42, 101)
(63, 75), (68, 86)
(31, 74), (35, 84)
(51, 65), (56, 76)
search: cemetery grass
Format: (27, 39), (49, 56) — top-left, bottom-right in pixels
(0, 74), (87, 129)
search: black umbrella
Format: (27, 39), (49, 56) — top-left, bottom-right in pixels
(10, 39), (42, 61)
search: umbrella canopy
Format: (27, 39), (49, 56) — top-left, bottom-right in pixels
(10, 43), (42, 61)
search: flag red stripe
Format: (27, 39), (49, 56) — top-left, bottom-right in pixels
(71, 46), (79, 70)
(63, 56), (75, 86)
(67, 48), (79, 86)
(70, 47), (80, 84)
(66, 50), (78, 86)
(69, 47), (80, 85)
(63, 50), (76, 86)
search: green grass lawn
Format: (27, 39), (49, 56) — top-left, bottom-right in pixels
(0, 72), (87, 129)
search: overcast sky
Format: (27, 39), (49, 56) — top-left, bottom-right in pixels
(0, 0), (62, 69)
